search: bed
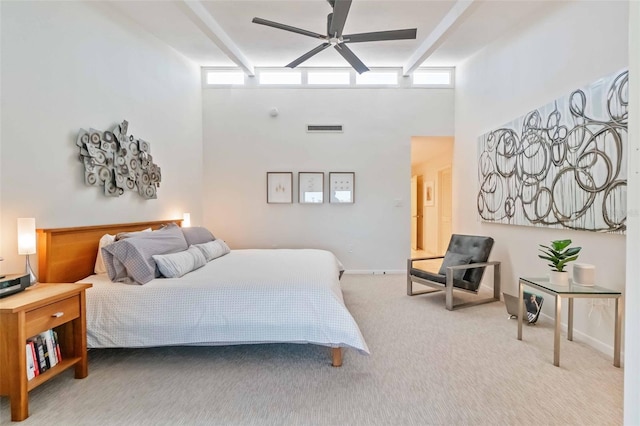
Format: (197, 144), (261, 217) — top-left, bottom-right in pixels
(36, 220), (369, 366)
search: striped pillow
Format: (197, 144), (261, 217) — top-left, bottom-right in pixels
(193, 240), (230, 262)
(153, 246), (207, 278)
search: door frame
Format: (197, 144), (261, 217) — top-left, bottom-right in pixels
(437, 166), (452, 254)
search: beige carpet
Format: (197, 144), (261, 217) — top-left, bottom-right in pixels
(1, 274), (623, 425)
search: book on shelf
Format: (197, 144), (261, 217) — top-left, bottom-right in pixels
(41, 330), (57, 367)
(25, 343), (36, 380)
(53, 330), (62, 363)
(26, 328), (64, 379)
(33, 335), (48, 374)
(39, 334), (51, 370)
(29, 340), (39, 377)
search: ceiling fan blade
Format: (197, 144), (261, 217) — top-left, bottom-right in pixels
(252, 17), (326, 40)
(328, 0), (352, 37)
(343, 28), (417, 43)
(286, 43), (332, 68)
(334, 44), (369, 74)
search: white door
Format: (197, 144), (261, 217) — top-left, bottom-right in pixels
(438, 167), (452, 254)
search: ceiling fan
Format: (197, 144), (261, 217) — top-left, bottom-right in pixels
(252, 0), (417, 74)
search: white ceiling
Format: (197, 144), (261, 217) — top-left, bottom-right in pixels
(106, 0), (562, 71)
(411, 136), (453, 168)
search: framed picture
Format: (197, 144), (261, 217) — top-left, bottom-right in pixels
(299, 172), (324, 204)
(329, 172), (355, 203)
(424, 181), (435, 206)
(267, 172), (293, 204)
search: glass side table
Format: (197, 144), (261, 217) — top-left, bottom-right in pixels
(517, 277), (622, 367)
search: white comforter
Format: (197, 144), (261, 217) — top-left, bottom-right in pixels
(84, 249), (369, 354)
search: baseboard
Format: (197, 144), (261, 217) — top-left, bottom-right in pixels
(344, 270), (405, 275)
(479, 282), (503, 300)
(537, 312), (624, 365)
(481, 286), (622, 364)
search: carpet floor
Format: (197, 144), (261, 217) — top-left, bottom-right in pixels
(1, 274), (623, 425)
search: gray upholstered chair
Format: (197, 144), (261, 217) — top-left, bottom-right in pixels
(407, 234), (501, 310)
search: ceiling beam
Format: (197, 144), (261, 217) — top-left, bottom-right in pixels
(402, 0), (479, 76)
(178, 0), (255, 76)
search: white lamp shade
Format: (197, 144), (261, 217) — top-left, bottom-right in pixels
(182, 213), (191, 228)
(17, 218), (36, 255)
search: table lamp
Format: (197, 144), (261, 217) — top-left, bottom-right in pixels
(182, 212), (191, 228)
(17, 218), (37, 284)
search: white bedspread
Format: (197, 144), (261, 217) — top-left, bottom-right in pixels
(83, 249), (369, 354)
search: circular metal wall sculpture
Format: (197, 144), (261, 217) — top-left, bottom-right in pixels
(76, 120), (161, 199)
(477, 69), (628, 234)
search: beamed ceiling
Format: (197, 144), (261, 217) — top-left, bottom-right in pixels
(105, 0), (566, 75)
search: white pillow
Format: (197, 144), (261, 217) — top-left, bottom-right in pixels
(94, 233), (115, 274)
(193, 240), (230, 262)
(152, 246), (207, 278)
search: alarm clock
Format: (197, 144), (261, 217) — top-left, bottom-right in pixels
(0, 273), (31, 298)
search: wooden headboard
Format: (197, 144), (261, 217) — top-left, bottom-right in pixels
(37, 220), (182, 283)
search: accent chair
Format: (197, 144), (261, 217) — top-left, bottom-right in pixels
(407, 234), (501, 310)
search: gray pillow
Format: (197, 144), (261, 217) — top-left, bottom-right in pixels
(438, 251), (473, 280)
(102, 223), (188, 284)
(193, 240), (230, 262)
(153, 246), (207, 278)
(181, 227), (216, 246)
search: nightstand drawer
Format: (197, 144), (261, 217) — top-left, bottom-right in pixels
(25, 296), (79, 337)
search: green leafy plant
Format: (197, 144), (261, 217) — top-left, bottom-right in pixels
(538, 239), (582, 272)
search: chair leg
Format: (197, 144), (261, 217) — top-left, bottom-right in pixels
(408, 272), (442, 296)
(493, 262), (501, 301)
(407, 259), (414, 295)
(445, 274), (454, 311)
(408, 281), (442, 296)
(411, 262), (502, 310)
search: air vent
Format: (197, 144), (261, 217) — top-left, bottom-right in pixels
(306, 125), (343, 133)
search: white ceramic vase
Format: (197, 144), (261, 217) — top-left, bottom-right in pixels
(549, 270), (569, 286)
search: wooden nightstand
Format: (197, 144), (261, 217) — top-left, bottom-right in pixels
(0, 283), (92, 422)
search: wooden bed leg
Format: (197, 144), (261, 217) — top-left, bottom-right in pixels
(331, 348), (342, 367)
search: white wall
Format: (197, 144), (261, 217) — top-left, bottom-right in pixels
(0, 9), (2, 274)
(624, 2), (639, 424)
(455, 1), (628, 353)
(0, 1), (203, 273)
(202, 88), (454, 271)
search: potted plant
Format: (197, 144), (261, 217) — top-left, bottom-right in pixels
(538, 239), (582, 285)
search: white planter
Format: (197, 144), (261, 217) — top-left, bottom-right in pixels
(549, 270), (569, 286)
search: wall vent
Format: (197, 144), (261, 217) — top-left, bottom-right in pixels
(306, 124), (343, 133)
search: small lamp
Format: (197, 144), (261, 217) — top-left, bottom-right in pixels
(182, 213), (191, 228)
(17, 218), (37, 284)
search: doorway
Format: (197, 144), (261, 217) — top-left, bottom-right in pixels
(411, 175), (423, 250)
(438, 167), (452, 254)
(410, 136), (454, 258)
